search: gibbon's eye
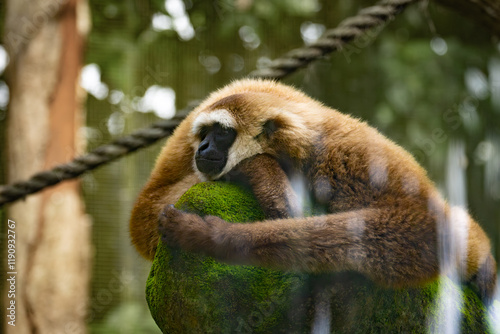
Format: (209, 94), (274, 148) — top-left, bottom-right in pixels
(198, 126), (210, 140)
(218, 126), (230, 137)
(213, 124), (236, 146)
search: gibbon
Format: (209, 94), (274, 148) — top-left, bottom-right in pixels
(130, 79), (496, 302)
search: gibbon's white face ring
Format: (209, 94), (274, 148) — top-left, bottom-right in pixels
(190, 109), (263, 181)
(191, 109), (236, 136)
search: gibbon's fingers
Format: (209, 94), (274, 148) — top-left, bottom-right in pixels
(226, 154), (301, 219)
(158, 205), (223, 253)
(158, 205), (247, 261)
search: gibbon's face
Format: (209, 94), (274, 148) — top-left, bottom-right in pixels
(189, 90), (317, 181)
(194, 122), (237, 176)
(190, 108), (277, 181)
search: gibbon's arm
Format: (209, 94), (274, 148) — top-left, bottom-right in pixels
(159, 203), (496, 302)
(224, 154), (302, 219)
(158, 151), (496, 301)
(159, 204), (440, 287)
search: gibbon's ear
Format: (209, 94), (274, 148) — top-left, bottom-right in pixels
(262, 119), (280, 139)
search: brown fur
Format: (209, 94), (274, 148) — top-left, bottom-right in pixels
(223, 154), (302, 219)
(131, 79), (496, 302)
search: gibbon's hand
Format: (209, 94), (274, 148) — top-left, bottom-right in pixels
(158, 205), (253, 262)
(158, 205), (213, 251)
(158, 205), (227, 255)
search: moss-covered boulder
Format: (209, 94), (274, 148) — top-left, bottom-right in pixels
(146, 182), (494, 333)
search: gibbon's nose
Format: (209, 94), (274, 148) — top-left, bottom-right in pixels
(197, 136), (222, 160)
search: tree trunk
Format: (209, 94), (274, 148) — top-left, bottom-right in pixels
(3, 0), (91, 333)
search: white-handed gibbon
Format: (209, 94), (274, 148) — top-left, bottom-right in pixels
(130, 79), (496, 302)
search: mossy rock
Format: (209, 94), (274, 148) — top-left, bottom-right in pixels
(146, 182), (494, 333)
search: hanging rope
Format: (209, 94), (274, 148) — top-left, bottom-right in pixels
(249, 0), (416, 79)
(0, 0), (418, 206)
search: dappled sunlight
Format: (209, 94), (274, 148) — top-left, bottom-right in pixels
(80, 64), (109, 100)
(134, 85), (176, 119)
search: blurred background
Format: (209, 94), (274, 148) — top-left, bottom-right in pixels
(1, 0), (499, 333)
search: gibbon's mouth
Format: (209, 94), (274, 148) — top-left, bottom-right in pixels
(195, 156), (226, 176)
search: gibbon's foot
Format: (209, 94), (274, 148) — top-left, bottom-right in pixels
(158, 205), (228, 255)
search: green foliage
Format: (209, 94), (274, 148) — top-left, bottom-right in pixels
(147, 182), (492, 333)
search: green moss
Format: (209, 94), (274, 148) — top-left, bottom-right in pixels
(146, 182), (308, 333)
(175, 181), (266, 222)
(146, 182), (492, 333)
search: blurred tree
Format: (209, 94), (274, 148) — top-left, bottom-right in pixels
(3, 0), (91, 333)
(436, 0), (500, 36)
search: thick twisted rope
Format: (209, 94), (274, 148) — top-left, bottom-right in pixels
(0, 0), (418, 206)
(0, 118), (184, 205)
(249, 0), (416, 79)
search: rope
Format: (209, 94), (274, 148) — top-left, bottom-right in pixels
(249, 0), (417, 78)
(0, 0), (418, 206)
